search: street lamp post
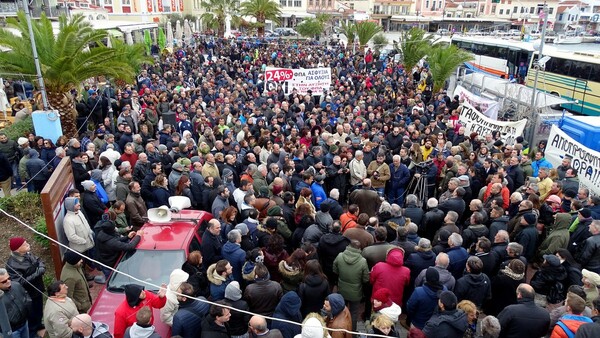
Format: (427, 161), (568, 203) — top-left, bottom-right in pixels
(21, 0), (49, 110)
(527, 1), (549, 148)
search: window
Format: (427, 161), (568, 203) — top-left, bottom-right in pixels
(104, 0), (112, 4)
(280, 0), (286, 6)
(122, 0), (130, 5)
(549, 7), (554, 14)
(513, 6), (518, 13)
(480, 5), (485, 12)
(294, 0), (301, 7)
(506, 9), (510, 15)
(189, 236), (201, 253)
(559, 14), (563, 20)
(426, 0), (429, 8)
(499, 9), (504, 14)
(492, 5), (496, 13)
(108, 250), (185, 292)
(439, 1), (442, 9)
(327, 0), (331, 6)
(530, 7), (535, 13)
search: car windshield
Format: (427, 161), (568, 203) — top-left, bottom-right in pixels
(107, 250), (185, 292)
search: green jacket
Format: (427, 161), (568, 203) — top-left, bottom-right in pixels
(520, 160), (533, 179)
(60, 263), (91, 313)
(333, 246), (370, 302)
(538, 213), (571, 257)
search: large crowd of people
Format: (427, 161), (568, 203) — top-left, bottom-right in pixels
(1, 36), (600, 338)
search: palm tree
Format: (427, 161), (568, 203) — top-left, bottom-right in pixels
(398, 27), (436, 77)
(296, 18), (324, 38)
(201, 0), (238, 37)
(428, 43), (473, 92)
(240, 0), (281, 37)
(315, 13), (333, 35)
(355, 21), (382, 51)
(371, 33), (388, 53)
(0, 12), (150, 138)
(339, 21), (356, 51)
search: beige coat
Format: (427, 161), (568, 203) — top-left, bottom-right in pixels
(367, 160), (391, 189)
(62, 211), (94, 253)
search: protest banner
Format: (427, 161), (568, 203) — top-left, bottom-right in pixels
(264, 67), (332, 96)
(545, 125), (600, 197)
(454, 85), (500, 120)
(458, 101), (527, 145)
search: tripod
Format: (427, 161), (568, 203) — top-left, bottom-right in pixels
(406, 173), (428, 208)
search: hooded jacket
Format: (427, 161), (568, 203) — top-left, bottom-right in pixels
(299, 273), (330, 317)
(462, 224), (489, 250)
(123, 323), (161, 338)
(333, 246), (370, 302)
(278, 260), (303, 293)
(370, 248), (411, 305)
(422, 308), (468, 338)
(159, 269), (190, 326)
(206, 263), (233, 301)
(62, 197), (95, 253)
(272, 291), (303, 338)
(114, 285), (167, 338)
(454, 273), (492, 308)
(82, 189), (107, 227)
(60, 261), (92, 313)
(530, 264), (568, 296)
(538, 213), (571, 256)
(94, 219), (141, 268)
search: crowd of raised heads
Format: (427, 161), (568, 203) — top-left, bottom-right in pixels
(1, 37), (600, 338)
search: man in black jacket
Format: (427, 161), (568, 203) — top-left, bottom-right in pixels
(423, 290), (468, 338)
(497, 283), (550, 338)
(0, 267), (31, 338)
(6, 237), (45, 336)
(201, 219), (224, 271)
(0, 152), (13, 197)
(422, 197), (445, 239)
(81, 180), (106, 227)
(578, 220), (600, 274)
(454, 256), (492, 308)
(317, 221), (350, 285)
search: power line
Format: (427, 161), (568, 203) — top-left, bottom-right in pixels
(0, 208), (392, 337)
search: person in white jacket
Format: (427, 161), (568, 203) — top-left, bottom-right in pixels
(349, 150), (367, 187)
(62, 197), (95, 255)
(160, 268), (190, 326)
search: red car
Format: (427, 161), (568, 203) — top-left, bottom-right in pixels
(88, 209), (213, 337)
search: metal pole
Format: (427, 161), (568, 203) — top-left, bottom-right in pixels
(527, 1), (549, 149)
(22, 0), (49, 110)
(0, 290), (13, 338)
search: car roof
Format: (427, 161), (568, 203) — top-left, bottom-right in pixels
(136, 210), (212, 250)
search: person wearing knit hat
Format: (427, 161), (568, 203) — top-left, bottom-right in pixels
(59, 250), (91, 312)
(81, 180), (95, 191)
(371, 287), (402, 324)
(582, 269), (600, 306)
(17, 137), (29, 146)
(9, 237), (26, 251)
(518, 212), (539, 261)
(6, 235), (46, 335)
(406, 267), (444, 330)
(222, 281), (250, 337)
(422, 290), (468, 338)
(322, 293), (352, 334)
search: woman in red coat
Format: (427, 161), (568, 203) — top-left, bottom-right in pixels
(370, 247), (411, 306)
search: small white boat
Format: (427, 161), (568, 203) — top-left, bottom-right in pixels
(554, 33), (583, 44)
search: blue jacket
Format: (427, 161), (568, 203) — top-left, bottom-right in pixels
(446, 246), (470, 280)
(531, 158), (553, 177)
(390, 163), (410, 189)
(311, 182), (327, 210)
(91, 179), (110, 205)
(152, 186), (171, 207)
(406, 284), (447, 329)
(221, 242), (246, 283)
(272, 291), (302, 338)
(172, 298), (210, 338)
